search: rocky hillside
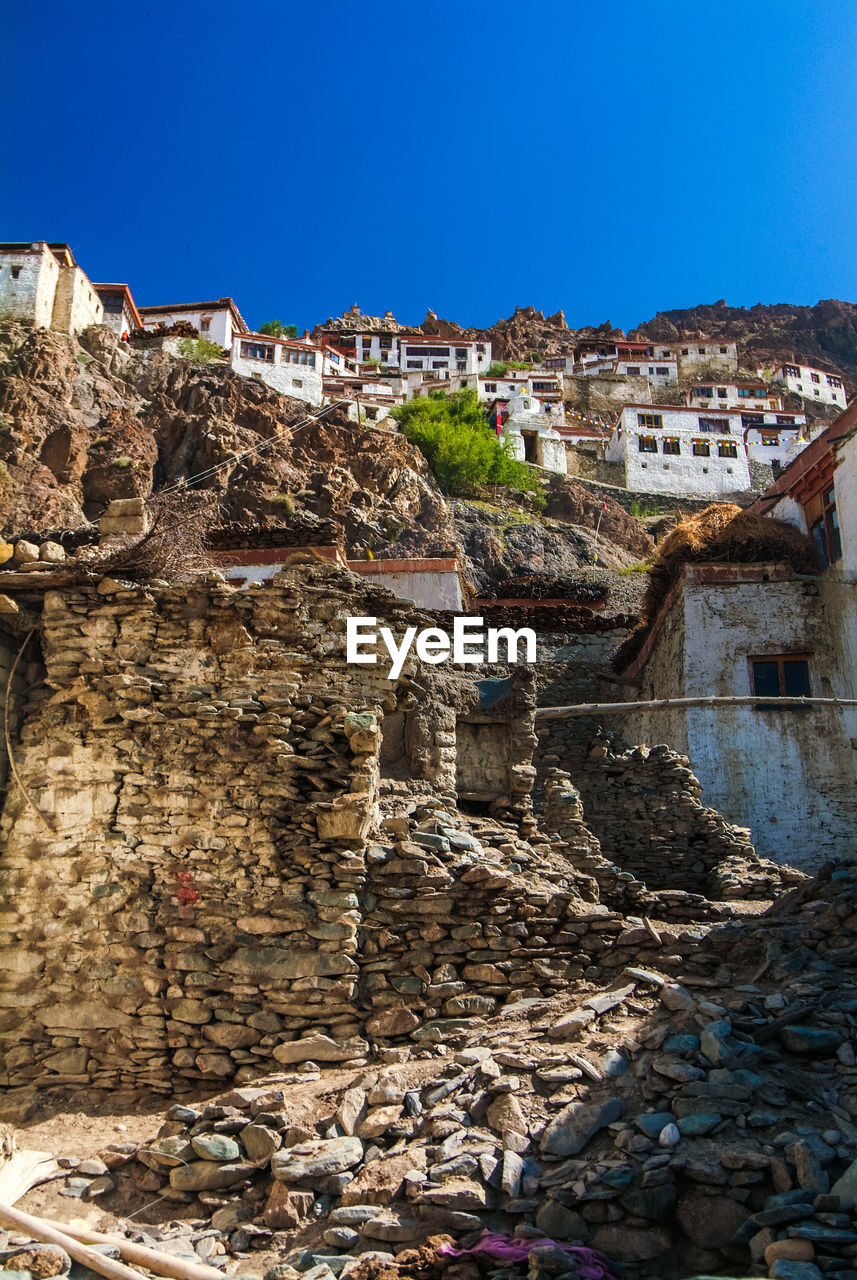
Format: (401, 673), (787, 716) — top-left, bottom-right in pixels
(0, 323), (651, 593)
(632, 299), (857, 389)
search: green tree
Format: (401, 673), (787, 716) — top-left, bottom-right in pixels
(486, 361), (509, 377)
(176, 336), (226, 362)
(392, 389), (544, 504)
(259, 320), (298, 338)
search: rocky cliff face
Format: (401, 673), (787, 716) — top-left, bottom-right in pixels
(633, 298), (857, 388)
(0, 323), (650, 592)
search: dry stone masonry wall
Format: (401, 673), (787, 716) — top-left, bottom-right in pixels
(0, 560), (671, 1095)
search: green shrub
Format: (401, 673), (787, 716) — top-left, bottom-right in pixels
(271, 492), (296, 513)
(392, 389), (544, 500)
(112, 457), (132, 469)
(486, 361), (509, 377)
(176, 336), (226, 362)
(508, 360), (533, 370)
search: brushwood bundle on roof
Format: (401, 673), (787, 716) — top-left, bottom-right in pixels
(614, 503), (818, 671)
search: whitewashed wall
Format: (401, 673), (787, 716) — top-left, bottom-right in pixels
(0, 246), (59, 327)
(625, 573), (857, 866)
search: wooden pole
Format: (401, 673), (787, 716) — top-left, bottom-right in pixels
(39, 1218), (230, 1280)
(0, 1203), (226, 1280)
(0, 1202), (151, 1280)
(535, 694), (857, 721)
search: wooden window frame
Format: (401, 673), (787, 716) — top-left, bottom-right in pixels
(749, 654), (812, 704)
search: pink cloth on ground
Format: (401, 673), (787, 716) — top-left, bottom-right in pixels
(436, 1231), (618, 1280)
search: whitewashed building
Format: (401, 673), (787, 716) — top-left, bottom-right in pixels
(500, 390), (567, 474)
(618, 562), (857, 866)
(138, 297), (248, 349)
(686, 380), (781, 411)
(0, 242), (103, 335)
(673, 340), (738, 376)
(770, 362), (848, 410)
(230, 334), (324, 406)
(605, 405), (752, 496)
(93, 283), (141, 339)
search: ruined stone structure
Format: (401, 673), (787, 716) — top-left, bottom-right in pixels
(0, 559), (637, 1092)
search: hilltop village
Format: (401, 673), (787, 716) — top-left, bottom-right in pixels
(0, 241), (857, 1280)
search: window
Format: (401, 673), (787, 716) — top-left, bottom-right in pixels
(240, 341), (274, 362)
(656, 367), (669, 376)
(811, 373), (820, 383)
(626, 366), (641, 375)
(718, 441), (738, 457)
(407, 360), (422, 369)
(637, 413), (663, 429)
(775, 415), (795, 425)
(719, 346), (728, 354)
(693, 441), (710, 457)
(761, 436), (779, 447)
(455, 348), (467, 357)
(11, 267), (21, 279)
(638, 436), (657, 452)
(662, 439), (680, 455)
(806, 486), (842, 567)
(699, 418), (730, 434)
(717, 388), (727, 398)
(827, 375), (842, 387)
(694, 387), (713, 398)
(484, 382), (497, 393)
(682, 347), (689, 355)
(698, 347), (705, 354)
(784, 365), (800, 377)
(750, 656), (811, 701)
(405, 346), (449, 357)
(102, 295), (124, 314)
(293, 378), (303, 388)
(660, 350), (672, 357)
(649, 367), (654, 375)
(200, 316), (211, 332)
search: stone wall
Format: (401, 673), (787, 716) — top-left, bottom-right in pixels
(0, 561), (659, 1094)
(536, 726), (790, 903)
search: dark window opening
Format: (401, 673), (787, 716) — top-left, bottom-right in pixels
(638, 435), (657, 453)
(718, 441), (738, 457)
(751, 656), (811, 704)
(662, 439), (680, 455)
(693, 441), (710, 457)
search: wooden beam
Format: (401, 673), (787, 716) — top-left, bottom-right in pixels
(535, 694), (857, 720)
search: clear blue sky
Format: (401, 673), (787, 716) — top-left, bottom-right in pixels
(3, 0), (857, 334)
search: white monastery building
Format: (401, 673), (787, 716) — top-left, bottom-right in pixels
(606, 405), (753, 497)
(686, 380), (781, 411)
(771, 361), (848, 409)
(230, 334), (324, 406)
(0, 242), (103, 336)
(137, 297), (248, 350)
(93, 283), (141, 339)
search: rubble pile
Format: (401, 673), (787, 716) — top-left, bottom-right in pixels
(10, 865), (852, 1280)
